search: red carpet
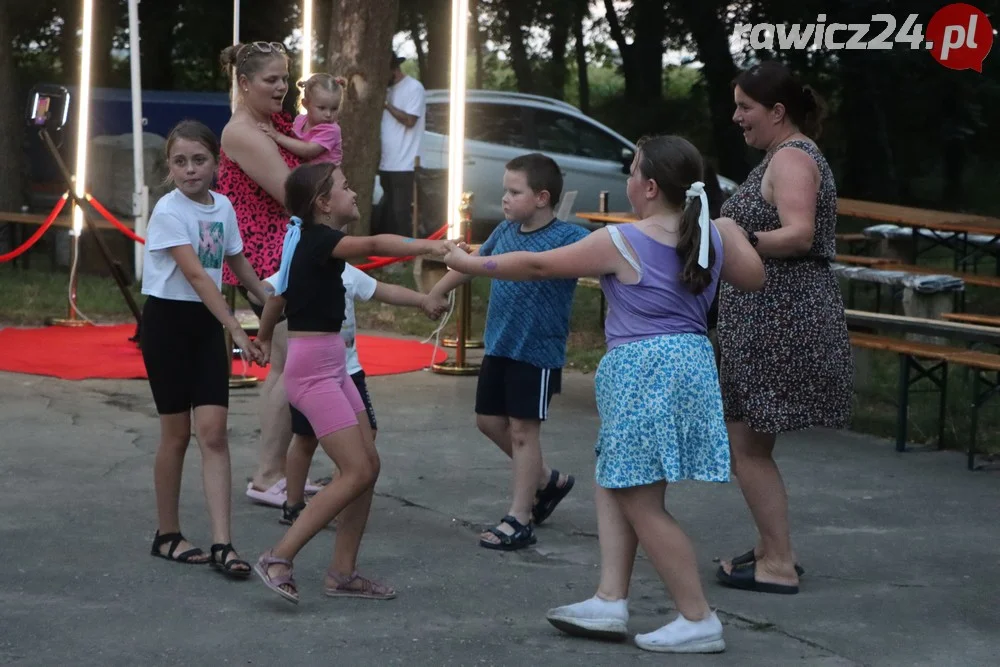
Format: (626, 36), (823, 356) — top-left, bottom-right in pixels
(0, 324), (447, 381)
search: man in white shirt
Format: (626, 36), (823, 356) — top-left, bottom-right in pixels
(376, 53), (426, 236)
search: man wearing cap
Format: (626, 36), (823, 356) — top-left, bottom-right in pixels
(376, 53), (427, 236)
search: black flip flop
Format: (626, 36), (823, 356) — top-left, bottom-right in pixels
(532, 470), (574, 526)
(730, 548), (805, 577)
(716, 561), (799, 595)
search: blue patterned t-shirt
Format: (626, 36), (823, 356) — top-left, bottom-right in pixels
(479, 218), (590, 369)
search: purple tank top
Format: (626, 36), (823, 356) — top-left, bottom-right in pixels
(599, 223), (723, 350)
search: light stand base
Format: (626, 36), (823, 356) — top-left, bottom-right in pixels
(430, 360), (481, 376)
(442, 336), (483, 349)
(48, 318), (90, 328)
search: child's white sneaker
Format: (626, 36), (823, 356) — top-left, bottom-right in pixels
(634, 610), (725, 653)
(545, 595), (629, 641)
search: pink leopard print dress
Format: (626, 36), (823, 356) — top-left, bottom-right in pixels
(220, 113), (301, 285)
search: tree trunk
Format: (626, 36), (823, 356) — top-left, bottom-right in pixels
(505, 1), (533, 92)
(546, 1), (571, 100)
(0, 2), (21, 215)
(471, 0), (484, 89)
(91, 0), (119, 87)
(58, 0), (80, 84)
(327, 0), (400, 235)
(138, 1), (176, 90)
(421, 0), (451, 89)
(573, 0), (589, 114)
(838, 52), (898, 201)
(673, 0), (747, 181)
(631, 0), (665, 101)
(407, 13), (428, 82)
(602, 0), (665, 103)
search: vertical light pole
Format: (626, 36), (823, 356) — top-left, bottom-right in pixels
(53, 0), (94, 326)
(432, 0), (479, 375)
(226, 0), (258, 388)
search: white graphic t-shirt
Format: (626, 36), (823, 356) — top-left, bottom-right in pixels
(141, 189), (243, 302)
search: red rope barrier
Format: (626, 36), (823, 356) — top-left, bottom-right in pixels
(0, 195), (69, 263)
(86, 194), (146, 244)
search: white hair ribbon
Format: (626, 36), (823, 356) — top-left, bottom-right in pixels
(271, 216), (303, 295)
(685, 181), (710, 269)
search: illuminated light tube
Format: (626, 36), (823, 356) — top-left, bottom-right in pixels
(445, 0), (469, 240)
(72, 0), (95, 235)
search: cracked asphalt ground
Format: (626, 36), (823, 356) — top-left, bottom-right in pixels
(1, 361), (999, 666)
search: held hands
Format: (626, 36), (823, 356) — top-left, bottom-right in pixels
(441, 240), (473, 272)
(232, 328), (266, 366)
(420, 294), (450, 321)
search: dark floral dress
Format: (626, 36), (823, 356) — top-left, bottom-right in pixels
(717, 140), (854, 433)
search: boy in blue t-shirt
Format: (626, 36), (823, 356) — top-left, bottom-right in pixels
(429, 153), (589, 550)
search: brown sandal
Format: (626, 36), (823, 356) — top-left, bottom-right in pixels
(323, 570), (396, 600)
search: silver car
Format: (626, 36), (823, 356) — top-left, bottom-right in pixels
(411, 90), (737, 225)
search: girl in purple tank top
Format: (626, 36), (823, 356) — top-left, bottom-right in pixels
(441, 135), (765, 654)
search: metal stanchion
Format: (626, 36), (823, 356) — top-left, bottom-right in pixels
(225, 284), (259, 389)
(432, 192), (481, 376)
(49, 200), (88, 327)
(443, 192), (483, 349)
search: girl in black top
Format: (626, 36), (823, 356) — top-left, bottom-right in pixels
(253, 162), (451, 604)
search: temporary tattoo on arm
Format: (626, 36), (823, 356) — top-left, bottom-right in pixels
(484, 260), (498, 271)
(403, 237), (415, 242)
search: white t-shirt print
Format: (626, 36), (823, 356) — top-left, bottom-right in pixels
(380, 75), (426, 172)
(141, 189), (243, 302)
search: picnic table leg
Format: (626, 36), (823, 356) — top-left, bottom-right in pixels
(599, 291), (606, 327)
(937, 362), (948, 449)
(968, 371), (980, 470)
(896, 354), (910, 452)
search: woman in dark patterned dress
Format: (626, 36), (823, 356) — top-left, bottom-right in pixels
(715, 62), (853, 595)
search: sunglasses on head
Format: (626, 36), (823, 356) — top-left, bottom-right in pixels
(238, 41), (286, 69)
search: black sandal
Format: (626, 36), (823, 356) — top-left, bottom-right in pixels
(479, 515), (537, 551)
(531, 470), (574, 526)
(209, 543), (252, 579)
(716, 560), (799, 595)
(150, 531), (208, 564)
(280, 500), (306, 526)
(730, 548), (805, 576)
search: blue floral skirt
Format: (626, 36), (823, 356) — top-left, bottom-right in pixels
(594, 334), (730, 488)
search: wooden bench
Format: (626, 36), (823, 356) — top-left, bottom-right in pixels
(845, 310), (1000, 469)
(834, 254), (895, 268)
(940, 312), (1000, 328)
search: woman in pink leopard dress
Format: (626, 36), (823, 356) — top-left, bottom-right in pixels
(218, 41), (315, 506)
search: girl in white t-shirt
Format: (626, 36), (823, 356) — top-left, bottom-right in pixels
(274, 264), (449, 525)
(140, 120), (271, 578)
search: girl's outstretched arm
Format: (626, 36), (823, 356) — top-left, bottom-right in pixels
(442, 227), (622, 281)
(333, 234), (449, 260)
